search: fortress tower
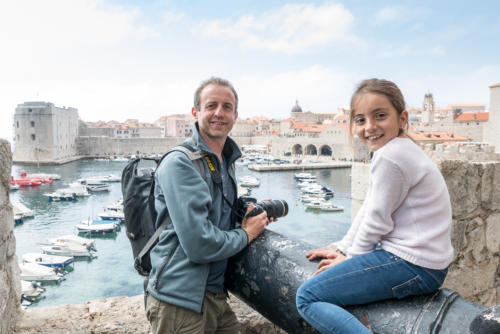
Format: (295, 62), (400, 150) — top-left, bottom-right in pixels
(485, 83), (500, 153)
(422, 92), (435, 124)
(13, 102), (79, 163)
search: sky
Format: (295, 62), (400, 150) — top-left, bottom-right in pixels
(1, 0), (500, 142)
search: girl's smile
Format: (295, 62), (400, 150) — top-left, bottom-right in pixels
(352, 93), (408, 151)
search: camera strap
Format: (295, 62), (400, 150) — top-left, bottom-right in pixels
(201, 152), (240, 216)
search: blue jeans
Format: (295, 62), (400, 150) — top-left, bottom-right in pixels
(296, 249), (448, 334)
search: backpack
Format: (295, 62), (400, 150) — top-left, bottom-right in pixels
(121, 144), (205, 276)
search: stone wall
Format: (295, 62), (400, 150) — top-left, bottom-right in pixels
(0, 139), (21, 334)
(350, 159), (500, 306)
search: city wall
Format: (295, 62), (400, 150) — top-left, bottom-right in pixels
(0, 140), (21, 334)
(350, 148), (500, 306)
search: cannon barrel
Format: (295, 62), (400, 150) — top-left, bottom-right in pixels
(227, 230), (500, 333)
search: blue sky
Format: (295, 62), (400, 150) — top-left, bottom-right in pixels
(1, 0), (499, 142)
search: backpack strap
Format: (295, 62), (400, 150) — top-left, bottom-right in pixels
(136, 144), (205, 269)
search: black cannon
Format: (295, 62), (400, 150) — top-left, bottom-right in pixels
(227, 230), (500, 334)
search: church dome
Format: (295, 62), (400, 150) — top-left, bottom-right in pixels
(291, 100), (303, 113)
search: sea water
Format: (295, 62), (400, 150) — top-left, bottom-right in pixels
(11, 159), (351, 308)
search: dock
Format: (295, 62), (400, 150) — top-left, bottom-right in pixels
(247, 161), (351, 171)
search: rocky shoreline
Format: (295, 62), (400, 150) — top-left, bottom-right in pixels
(13, 293), (286, 334)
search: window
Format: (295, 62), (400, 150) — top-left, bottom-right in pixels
(30, 121), (35, 127)
(17, 121), (19, 128)
(31, 134), (36, 140)
(28, 108), (32, 112)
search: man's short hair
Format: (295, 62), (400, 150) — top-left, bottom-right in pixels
(193, 77), (238, 113)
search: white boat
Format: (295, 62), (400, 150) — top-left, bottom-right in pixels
(27, 173), (61, 180)
(21, 280), (45, 302)
(301, 194), (321, 203)
(19, 262), (61, 281)
(84, 182), (110, 192)
(42, 243), (92, 257)
(83, 175), (121, 183)
(22, 253), (74, 268)
(110, 157), (129, 162)
(294, 172), (316, 180)
(12, 201), (35, 218)
(66, 182), (91, 197)
(239, 176), (260, 187)
(48, 234), (96, 251)
(98, 210), (124, 222)
(305, 200), (326, 209)
(237, 185), (249, 196)
(43, 190), (77, 202)
(319, 202), (344, 212)
(76, 219), (118, 233)
(105, 199), (123, 212)
(10, 183), (20, 191)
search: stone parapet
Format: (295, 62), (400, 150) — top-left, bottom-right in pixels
(422, 143), (500, 162)
(0, 139), (20, 334)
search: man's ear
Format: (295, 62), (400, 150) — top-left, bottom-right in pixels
(191, 107), (198, 120)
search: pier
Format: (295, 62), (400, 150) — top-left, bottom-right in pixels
(247, 161), (351, 171)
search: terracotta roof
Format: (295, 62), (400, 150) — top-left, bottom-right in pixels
(408, 131), (469, 142)
(249, 116), (269, 121)
(454, 112), (489, 122)
(282, 117), (296, 122)
(290, 122), (316, 129)
(448, 104), (485, 108)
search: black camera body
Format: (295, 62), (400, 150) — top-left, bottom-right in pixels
(235, 196), (288, 219)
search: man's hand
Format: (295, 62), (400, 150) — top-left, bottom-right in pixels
(241, 204), (269, 243)
(313, 253), (346, 276)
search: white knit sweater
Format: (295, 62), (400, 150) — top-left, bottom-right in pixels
(338, 137), (454, 270)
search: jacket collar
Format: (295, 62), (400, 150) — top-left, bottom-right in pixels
(189, 122), (242, 165)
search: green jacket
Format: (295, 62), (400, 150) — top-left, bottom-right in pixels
(147, 123), (247, 313)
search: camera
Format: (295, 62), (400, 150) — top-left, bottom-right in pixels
(235, 196), (288, 219)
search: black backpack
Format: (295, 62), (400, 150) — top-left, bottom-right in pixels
(121, 144), (205, 276)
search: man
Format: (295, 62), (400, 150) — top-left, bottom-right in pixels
(146, 77), (270, 333)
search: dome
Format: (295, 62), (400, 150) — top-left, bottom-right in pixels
(291, 100), (303, 113)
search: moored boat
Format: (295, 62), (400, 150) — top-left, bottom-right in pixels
(22, 253), (74, 268)
(319, 202), (344, 212)
(98, 210), (124, 222)
(48, 234), (96, 251)
(14, 213), (24, 225)
(239, 176), (260, 187)
(12, 201), (35, 218)
(76, 219), (118, 233)
(43, 191), (77, 202)
(42, 243), (92, 257)
(19, 262), (61, 282)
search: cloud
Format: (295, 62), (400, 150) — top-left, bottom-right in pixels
(0, 0), (154, 50)
(162, 11), (185, 24)
(198, 3), (355, 54)
(373, 7), (402, 25)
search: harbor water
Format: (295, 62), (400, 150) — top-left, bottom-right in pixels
(11, 159), (351, 308)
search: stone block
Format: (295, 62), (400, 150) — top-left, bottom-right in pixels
(481, 162), (500, 211)
(440, 160), (481, 218)
(0, 206), (14, 241)
(0, 140), (12, 208)
(486, 213), (500, 254)
(450, 219), (467, 256)
(464, 221), (487, 264)
(445, 258), (498, 302)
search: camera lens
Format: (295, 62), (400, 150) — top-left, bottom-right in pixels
(258, 199), (288, 219)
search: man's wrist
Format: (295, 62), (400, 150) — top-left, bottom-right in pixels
(336, 248), (346, 256)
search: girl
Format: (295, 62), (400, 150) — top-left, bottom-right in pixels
(296, 79), (454, 334)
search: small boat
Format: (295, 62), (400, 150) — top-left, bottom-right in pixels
(82, 175), (121, 183)
(237, 185), (250, 196)
(10, 183), (20, 191)
(319, 202), (344, 212)
(43, 191), (77, 202)
(42, 244), (92, 257)
(300, 194), (321, 203)
(84, 182), (110, 192)
(27, 172), (61, 180)
(21, 280), (45, 302)
(105, 199), (123, 212)
(76, 219), (118, 233)
(66, 182), (91, 197)
(294, 172), (316, 180)
(11, 176), (42, 187)
(22, 253), (74, 268)
(110, 157), (129, 162)
(239, 176), (260, 187)
(98, 210), (124, 222)
(19, 262), (61, 281)
(305, 200), (325, 209)
(47, 235), (96, 252)
(12, 201), (35, 218)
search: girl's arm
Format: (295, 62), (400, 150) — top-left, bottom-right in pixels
(336, 202), (366, 254)
(348, 156), (408, 256)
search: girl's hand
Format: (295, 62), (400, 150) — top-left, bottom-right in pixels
(306, 247), (338, 261)
(312, 253), (347, 275)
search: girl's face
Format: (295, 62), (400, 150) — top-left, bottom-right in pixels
(352, 93), (408, 152)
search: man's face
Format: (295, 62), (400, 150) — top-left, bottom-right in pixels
(192, 84), (238, 143)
